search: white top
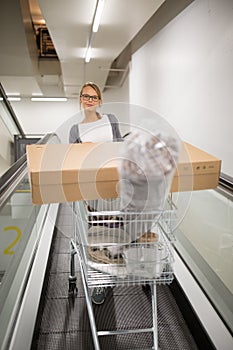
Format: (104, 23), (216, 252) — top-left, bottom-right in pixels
(79, 114), (113, 142)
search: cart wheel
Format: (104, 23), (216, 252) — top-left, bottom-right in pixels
(142, 283), (151, 293)
(68, 276), (78, 296)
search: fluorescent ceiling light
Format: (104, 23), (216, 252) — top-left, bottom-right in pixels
(92, 0), (105, 33)
(85, 46), (92, 63)
(31, 97), (68, 102)
(7, 92), (20, 96)
(84, 0), (104, 63)
(7, 97), (21, 101)
(32, 92), (43, 96)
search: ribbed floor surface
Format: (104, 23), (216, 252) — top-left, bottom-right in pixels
(31, 203), (198, 350)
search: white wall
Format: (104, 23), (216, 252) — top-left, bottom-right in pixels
(102, 74), (131, 136)
(129, 0), (233, 177)
(103, 74), (129, 104)
(11, 98), (78, 136)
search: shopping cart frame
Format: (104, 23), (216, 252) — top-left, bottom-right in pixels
(69, 197), (176, 350)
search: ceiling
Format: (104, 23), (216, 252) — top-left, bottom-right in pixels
(0, 0), (165, 98)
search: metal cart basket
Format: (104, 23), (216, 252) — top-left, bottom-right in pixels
(69, 196), (176, 350)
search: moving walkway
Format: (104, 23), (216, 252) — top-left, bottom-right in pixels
(0, 133), (232, 350)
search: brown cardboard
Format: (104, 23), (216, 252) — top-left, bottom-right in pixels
(26, 141), (221, 204)
(172, 142), (221, 192)
(26, 142), (120, 204)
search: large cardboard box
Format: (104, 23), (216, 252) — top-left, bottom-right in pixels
(26, 142), (120, 204)
(26, 142), (221, 204)
(171, 142), (221, 192)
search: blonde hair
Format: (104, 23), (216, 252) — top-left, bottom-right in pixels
(80, 82), (102, 102)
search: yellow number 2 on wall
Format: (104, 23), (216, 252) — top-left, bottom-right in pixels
(3, 226), (22, 255)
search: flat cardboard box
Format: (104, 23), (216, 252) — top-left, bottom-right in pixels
(27, 142), (120, 204)
(26, 142), (221, 204)
(171, 142), (221, 192)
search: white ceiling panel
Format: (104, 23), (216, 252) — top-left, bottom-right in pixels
(0, 76), (42, 96)
(0, 0), (165, 97)
(37, 0), (165, 94)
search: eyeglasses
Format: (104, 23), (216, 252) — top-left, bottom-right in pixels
(80, 94), (99, 102)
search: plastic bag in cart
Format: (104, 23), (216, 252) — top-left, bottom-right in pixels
(118, 130), (181, 241)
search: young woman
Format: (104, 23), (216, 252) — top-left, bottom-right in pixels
(69, 82), (122, 143)
(69, 82), (122, 305)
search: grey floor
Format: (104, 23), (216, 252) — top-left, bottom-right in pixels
(31, 203), (199, 350)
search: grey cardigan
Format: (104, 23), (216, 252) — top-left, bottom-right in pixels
(69, 114), (122, 143)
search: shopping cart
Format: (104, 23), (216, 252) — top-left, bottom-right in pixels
(69, 196), (176, 350)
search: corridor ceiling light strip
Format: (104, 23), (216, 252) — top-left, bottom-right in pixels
(85, 46), (92, 63)
(7, 97), (21, 101)
(85, 0), (105, 63)
(92, 0), (105, 33)
(31, 97), (68, 102)
(31, 92), (43, 96)
(7, 92), (20, 96)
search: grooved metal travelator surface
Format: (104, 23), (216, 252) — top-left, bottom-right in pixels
(31, 202), (198, 350)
